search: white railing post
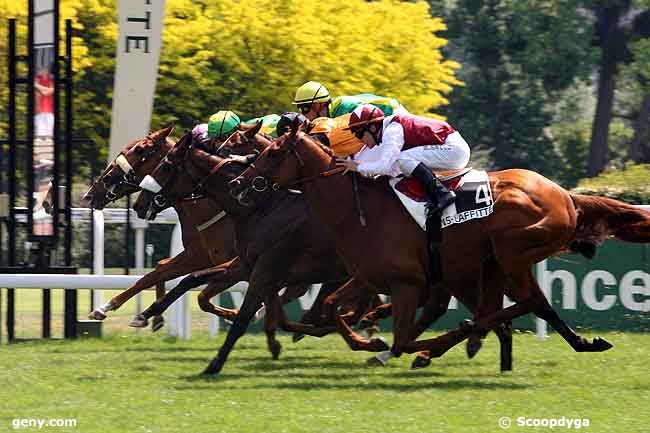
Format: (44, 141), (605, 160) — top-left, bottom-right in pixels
(168, 222), (189, 339)
(92, 209), (104, 309)
(535, 260), (549, 340)
(131, 213), (148, 317)
(208, 294), (220, 339)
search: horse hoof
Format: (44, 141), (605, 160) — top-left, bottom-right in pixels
(88, 309), (106, 321)
(270, 342), (282, 360)
(411, 355), (431, 370)
(292, 333), (305, 343)
(129, 314), (149, 328)
(202, 358), (223, 375)
(369, 337), (390, 352)
(151, 316), (165, 332)
(466, 339), (482, 359)
(366, 356), (387, 367)
(254, 305), (266, 322)
(591, 337), (613, 352)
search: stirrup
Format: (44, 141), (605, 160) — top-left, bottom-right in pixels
(428, 191), (456, 216)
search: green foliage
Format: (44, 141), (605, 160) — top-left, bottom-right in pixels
(441, 0), (596, 176)
(1, 0), (460, 178)
(573, 163), (650, 203)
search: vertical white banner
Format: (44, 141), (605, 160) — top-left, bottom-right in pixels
(108, 0), (166, 162)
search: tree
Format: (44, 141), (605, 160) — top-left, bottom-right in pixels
(440, 0), (595, 177)
(585, 0), (634, 176)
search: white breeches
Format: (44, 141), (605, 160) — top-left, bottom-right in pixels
(397, 131), (470, 175)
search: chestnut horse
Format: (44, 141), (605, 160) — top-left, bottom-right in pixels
(80, 127), (286, 357)
(143, 130), (514, 375)
(230, 121), (650, 368)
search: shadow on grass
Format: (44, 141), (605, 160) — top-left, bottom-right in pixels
(173, 378), (531, 392)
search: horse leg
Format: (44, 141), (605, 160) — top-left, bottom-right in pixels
(203, 252), (286, 376)
(317, 278), (390, 353)
(263, 291), (283, 360)
(291, 281), (342, 342)
(130, 257), (243, 327)
(196, 257), (250, 321)
(151, 282), (166, 332)
(89, 250), (210, 320)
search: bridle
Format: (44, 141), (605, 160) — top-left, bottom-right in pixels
(238, 132), (345, 193)
(143, 139), (238, 211)
(102, 134), (165, 201)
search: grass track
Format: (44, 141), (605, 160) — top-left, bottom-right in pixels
(1, 331), (649, 433)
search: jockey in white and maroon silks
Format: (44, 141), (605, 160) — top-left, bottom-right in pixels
(339, 104), (470, 215)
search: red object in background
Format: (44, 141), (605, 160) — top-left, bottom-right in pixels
(35, 72), (54, 114)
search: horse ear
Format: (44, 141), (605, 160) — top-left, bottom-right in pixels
(290, 116), (303, 136)
(245, 120), (263, 137)
(150, 126), (174, 142)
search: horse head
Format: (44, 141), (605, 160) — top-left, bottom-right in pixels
(134, 131), (251, 220)
(229, 116), (315, 203)
(82, 126), (174, 209)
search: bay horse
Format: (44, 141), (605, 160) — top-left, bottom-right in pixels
(230, 120), (650, 367)
(135, 130), (458, 374)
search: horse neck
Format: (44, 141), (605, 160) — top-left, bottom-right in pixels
(173, 197), (223, 228)
(296, 137), (371, 236)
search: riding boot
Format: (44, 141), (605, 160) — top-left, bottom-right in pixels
(411, 163), (456, 216)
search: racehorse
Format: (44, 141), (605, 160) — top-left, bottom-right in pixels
(135, 129), (465, 375)
(80, 127), (289, 356)
(230, 119), (650, 367)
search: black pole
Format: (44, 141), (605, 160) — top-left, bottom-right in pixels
(51, 0), (61, 244)
(8, 19), (16, 267)
(26, 0), (35, 238)
(89, 171), (95, 310)
(7, 19), (17, 343)
(63, 19), (76, 339)
(7, 289), (14, 342)
(64, 19), (73, 265)
(42, 289), (51, 338)
(124, 195), (131, 275)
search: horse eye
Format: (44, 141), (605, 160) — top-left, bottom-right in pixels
(134, 147), (144, 154)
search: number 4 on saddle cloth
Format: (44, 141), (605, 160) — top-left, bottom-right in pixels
(390, 168), (495, 231)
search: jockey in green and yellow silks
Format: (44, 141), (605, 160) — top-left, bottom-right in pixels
(292, 81), (408, 121)
(201, 111), (281, 141)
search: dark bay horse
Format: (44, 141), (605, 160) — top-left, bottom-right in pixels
(230, 121), (650, 366)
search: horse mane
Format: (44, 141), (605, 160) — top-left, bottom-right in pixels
(300, 132), (336, 158)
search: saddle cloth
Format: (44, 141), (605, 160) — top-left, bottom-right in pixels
(390, 169), (494, 230)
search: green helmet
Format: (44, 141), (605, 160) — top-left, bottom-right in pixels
(292, 81), (330, 105)
(207, 111), (241, 138)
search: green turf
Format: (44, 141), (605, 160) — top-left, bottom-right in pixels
(1, 331), (648, 433)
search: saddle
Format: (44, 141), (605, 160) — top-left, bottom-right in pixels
(394, 167), (472, 202)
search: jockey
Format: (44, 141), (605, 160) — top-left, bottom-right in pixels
(206, 111), (281, 140)
(340, 104), (470, 215)
(206, 111), (242, 140)
(275, 112), (310, 137)
(292, 81), (409, 121)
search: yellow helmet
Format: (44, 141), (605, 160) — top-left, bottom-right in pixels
(292, 81), (330, 105)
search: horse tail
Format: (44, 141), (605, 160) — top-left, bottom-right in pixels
(570, 193), (650, 244)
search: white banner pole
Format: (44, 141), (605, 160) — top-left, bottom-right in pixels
(108, 0), (166, 163)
